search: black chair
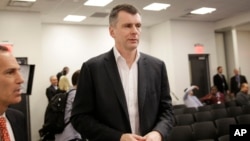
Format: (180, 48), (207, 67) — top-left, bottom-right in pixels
(173, 108), (184, 115)
(227, 106), (243, 117)
(211, 108), (228, 120)
(183, 107), (197, 114)
(236, 114), (250, 124)
(173, 104), (186, 109)
(242, 104), (250, 114)
(192, 121), (217, 141)
(194, 111), (213, 122)
(215, 117), (237, 137)
(211, 103), (225, 109)
(198, 105), (212, 112)
(167, 125), (194, 141)
(174, 113), (195, 126)
(218, 134), (229, 141)
(225, 100), (237, 107)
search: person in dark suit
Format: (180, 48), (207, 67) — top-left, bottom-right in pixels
(213, 66), (229, 94)
(230, 68), (247, 96)
(46, 75), (60, 101)
(71, 4), (174, 141)
(235, 83), (250, 106)
(0, 45), (28, 141)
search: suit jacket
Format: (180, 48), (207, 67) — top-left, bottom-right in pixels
(71, 49), (174, 141)
(235, 91), (250, 106)
(230, 75), (247, 95)
(213, 74), (228, 93)
(6, 108), (28, 141)
(46, 85), (59, 101)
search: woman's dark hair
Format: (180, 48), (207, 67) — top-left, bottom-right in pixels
(71, 70), (80, 86)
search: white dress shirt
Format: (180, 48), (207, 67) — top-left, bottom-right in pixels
(113, 47), (140, 134)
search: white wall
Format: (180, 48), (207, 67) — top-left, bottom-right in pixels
(168, 20), (217, 104)
(237, 31), (250, 83)
(148, 21), (178, 104)
(215, 33), (227, 77)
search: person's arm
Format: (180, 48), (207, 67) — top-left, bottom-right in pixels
(200, 93), (212, 102)
(148, 62), (174, 141)
(243, 75), (247, 83)
(235, 94), (245, 106)
(46, 88), (52, 101)
(71, 63), (123, 141)
(183, 85), (199, 100)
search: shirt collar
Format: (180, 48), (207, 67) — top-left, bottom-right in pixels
(113, 47), (140, 63)
(0, 112), (6, 117)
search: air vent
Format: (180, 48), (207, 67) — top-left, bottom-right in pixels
(180, 13), (197, 18)
(8, 0), (35, 7)
(90, 12), (109, 18)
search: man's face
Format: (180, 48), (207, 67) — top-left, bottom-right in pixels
(211, 87), (218, 95)
(218, 67), (223, 73)
(0, 52), (24, 107)
(50, 76), (58, 86)
(109, 11), (142, 52)
(234, 69), (239, 75)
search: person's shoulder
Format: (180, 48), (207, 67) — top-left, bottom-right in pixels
(85, 50), (111, 64)
(236, 92), (244, 97)
(140, 52), (164, 64)
(6, 108), (24, 118)
(46, 85), (53, 89)
(213, 74), (219, 78)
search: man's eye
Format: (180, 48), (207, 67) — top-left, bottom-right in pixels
(6, 70), (15, 75)
(125, 24), (132, 28)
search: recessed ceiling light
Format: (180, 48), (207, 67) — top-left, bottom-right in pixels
(191, 7), (216, 15)
(84, 0), (113, 7)
(63, 15), (86, 22)
(143, 3), (171, 11)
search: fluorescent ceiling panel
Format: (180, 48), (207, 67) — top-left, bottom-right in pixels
(63, 15), (86, 22)
(143, 3), (170, 11)
(84, 0), (113, 7)
(191, 7), (216, 15)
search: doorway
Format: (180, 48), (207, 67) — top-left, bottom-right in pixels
(188, 54), (210, 98)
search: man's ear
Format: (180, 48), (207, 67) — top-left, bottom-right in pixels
(109, 26), (115, 38)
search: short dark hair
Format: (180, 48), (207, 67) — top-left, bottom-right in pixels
(62, 66), (69, 75)
(109, 3), (140, 26)
(217, 66), (222, 71)
(71, 70), (80, 86)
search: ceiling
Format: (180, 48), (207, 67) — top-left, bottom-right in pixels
(1, 0), (250, 29)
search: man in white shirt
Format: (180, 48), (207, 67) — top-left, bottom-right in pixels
(183, 85), (203, 108)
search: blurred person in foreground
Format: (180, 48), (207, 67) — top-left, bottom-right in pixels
(71, 3), (173, 141)
(0, 45), (28, 141)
